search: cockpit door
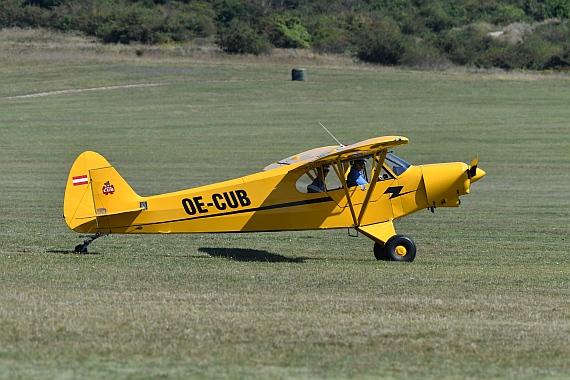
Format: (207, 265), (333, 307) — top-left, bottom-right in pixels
(324, 150), (397, 226)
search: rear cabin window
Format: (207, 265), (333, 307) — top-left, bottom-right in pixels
(296, 170), (317, 193)
(296, 165), (341, 193)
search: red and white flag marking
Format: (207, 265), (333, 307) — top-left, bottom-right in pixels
(72, 175), (89, 186)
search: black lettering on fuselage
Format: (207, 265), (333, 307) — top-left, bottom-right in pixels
(193, 196), (208, 213)
(183, 190), (251, 215)
(182, 197), (209, 215)
(212, 193), (226, 210)
(236, 189), (251, 207)
(223, 191), (239, 208)
(182, 198), (196, 215)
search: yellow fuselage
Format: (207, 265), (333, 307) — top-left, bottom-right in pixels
(65, 150), (484, 247)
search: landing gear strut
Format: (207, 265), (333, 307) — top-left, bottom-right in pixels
(74, 233), (108, 253)
(374, 234), (416, 262)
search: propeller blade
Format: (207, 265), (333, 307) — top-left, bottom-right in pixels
(468, 156), (485, 183)
(469, 156), (478, 179)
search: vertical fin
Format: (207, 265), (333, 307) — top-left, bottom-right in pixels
(89, 165), (142, 232)
(64, 151), (141, 233)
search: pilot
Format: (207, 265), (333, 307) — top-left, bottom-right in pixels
(307, 165), (329, 193)
(347, 159), (368, 187)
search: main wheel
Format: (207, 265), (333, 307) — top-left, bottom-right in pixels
(373, 242), (388, 261)
(384, 235), (416, 262)
(74, 244), (87, 254)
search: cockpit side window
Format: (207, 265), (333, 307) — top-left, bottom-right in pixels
(296, 169), (317, 193)
(296, 153), (410, 193)
(296, 165), (332, 193)
(385, 153), (411, 176)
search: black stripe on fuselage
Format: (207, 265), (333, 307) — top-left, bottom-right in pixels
(112, 195), (334, 229)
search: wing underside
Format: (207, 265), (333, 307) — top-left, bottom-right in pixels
(264, 136), (409, 171)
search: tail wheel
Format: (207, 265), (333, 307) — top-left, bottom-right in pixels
(384, 235), (416, 262)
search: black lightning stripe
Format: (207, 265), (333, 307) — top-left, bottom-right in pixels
(384, 186), (414, 199)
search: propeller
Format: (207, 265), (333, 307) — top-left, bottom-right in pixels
(467, 156), (485, 183)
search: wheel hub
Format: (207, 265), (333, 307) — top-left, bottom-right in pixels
(395, 245), (407, 257)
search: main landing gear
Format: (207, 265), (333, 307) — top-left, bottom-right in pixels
(374, 234), (417, 262)
(74, 233), (108, 254)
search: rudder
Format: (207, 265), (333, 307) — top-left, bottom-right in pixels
(64, 151), (142, 233)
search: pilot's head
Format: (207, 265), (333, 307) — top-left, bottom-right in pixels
(352, 159), (365, 171)
(317, 165), (330, 178)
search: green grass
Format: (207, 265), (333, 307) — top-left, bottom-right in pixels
(1, 30), (570, 379)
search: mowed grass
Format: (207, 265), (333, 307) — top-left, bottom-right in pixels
(1, 30), (570, 379)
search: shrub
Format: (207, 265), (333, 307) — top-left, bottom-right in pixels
(23, 0), (63, 9)
(419, 2), (456, 33)
(215, 18), (272, 55)
(214, 0), (263, 27)
(261, 13), (311, 49)
(525, 0), (570, 21)
(479, 44), (529, 69)
(519, 29), (564, 69)
(0, 0), (24, 28)
(91, 2), (217, 44)
(480, 29), (562, 70)
(491, 5), (527, 25)
(437, 25), (503, 66)
(17, 3), (52, 29)
(311, 26), (354, 54)
(533, 19), (570, 45)
(96, 6), (157, 43)
(353, 18), (412, 65)
(544, 44), (570, 70)
(399, 42), (451, 69)
(307, 14), (359, 54)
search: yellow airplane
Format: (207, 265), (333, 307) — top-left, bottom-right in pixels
(64, 136), (485, 261)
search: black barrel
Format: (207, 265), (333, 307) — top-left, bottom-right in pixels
(292, 68), (306, 81)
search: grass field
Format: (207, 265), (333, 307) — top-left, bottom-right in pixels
(1, 29), (569, 379)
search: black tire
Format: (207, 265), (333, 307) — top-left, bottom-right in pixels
(373, 242), (388, 260)
(384, 235), (416, 262)
(74, 244), (87, 254)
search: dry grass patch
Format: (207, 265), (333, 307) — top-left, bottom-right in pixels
(0, 27), (356, 68)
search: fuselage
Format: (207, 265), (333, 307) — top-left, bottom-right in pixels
(64, 137), (484, 257)
(86, 156), (484, 235)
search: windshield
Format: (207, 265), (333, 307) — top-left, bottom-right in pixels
(385, 153), (411, 176)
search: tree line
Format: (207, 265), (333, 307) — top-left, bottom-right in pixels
(1, 0), (569, 70)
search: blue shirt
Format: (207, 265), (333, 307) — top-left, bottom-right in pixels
(347, 168), (368, 187)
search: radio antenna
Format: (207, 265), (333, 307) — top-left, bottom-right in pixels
(319, 122), (345, 147)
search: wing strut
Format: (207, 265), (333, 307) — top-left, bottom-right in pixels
(329, 149), (388, 228)
(331, 157), (358, 226)
(357, 150), (387, 225)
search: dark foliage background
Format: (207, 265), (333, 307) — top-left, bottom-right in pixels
(1, 0), (569, 69)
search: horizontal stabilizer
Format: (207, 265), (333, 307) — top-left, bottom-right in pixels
(94, 206), (146, 217)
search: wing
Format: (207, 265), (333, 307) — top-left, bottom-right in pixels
(264, 136), (409, 171)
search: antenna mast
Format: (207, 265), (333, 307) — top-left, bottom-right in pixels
(319, 122), (345, 147)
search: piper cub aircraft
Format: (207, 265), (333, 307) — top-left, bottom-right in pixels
(64, 136), (485, 261)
